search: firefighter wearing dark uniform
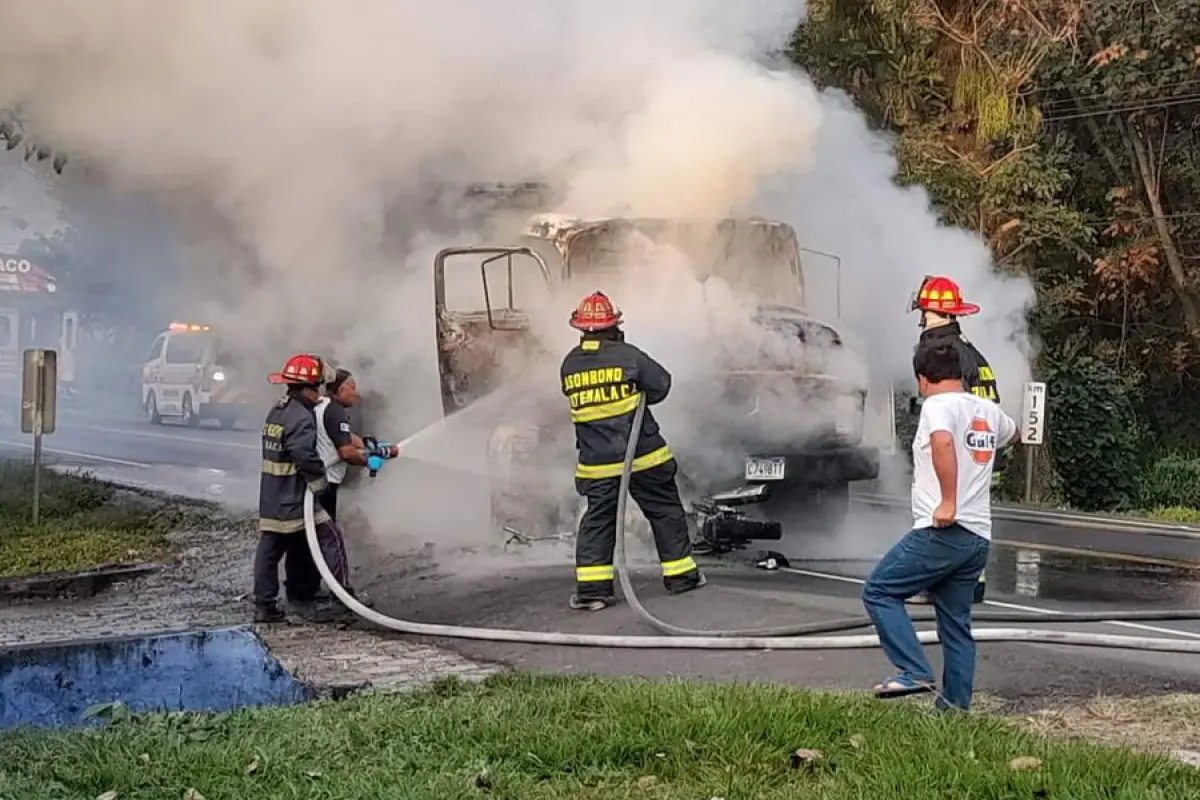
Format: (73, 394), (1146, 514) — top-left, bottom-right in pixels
(912, 275), (999, 404)
(252, 353), (352, 623)
(561, 291), (706, 611)
(909, 275), (997, 605)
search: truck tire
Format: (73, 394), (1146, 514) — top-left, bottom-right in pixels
(181, 393), (200, 428)
(145, 391), (162, 425)
(811, 482), (850, 532)
(486, 423), (554, 539)
(763, 481), (850, 536)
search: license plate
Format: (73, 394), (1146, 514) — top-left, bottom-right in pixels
(745, 457), (786, 481)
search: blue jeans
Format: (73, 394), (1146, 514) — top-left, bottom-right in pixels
(861, 524), (990, 711)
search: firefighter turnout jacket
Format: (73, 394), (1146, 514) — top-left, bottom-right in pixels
(560, 336), (675, 480)
(918, 322), (1000, 404)
(259, 392), (332, 533)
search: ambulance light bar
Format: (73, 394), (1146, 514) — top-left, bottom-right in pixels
(168, 322), (212, 332)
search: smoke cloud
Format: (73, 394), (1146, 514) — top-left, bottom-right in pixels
(0, 1), (1035, 556)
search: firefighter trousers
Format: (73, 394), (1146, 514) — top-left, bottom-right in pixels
(574, 458), (701, 600)
(253, 521), (349, 608)
(283, 485), (342, 600)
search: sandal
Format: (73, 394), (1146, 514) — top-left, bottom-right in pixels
(873, 675), (936, 699)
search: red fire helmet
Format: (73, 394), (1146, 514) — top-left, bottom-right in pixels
(268, 353), (327, 386)
(569, 290), (623, 332)
(911, 275), (980, 317)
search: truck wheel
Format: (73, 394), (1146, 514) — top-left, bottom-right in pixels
(763, 482), (850, 536)
(182, 394), (200, 428)
(145, 391), (162, 425)
(486, 423), (553, 539)
(810, 482), (850, 532)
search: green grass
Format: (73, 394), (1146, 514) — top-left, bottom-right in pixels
(1142, 506), (1200, 524)
(0, 461), (225, 578)
(1, 675), (1196, 799)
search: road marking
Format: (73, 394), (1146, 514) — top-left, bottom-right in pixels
(60, 423), (259, 451)
(0, 438), (150, 469)
(995, 539), (1199, 570)
(782, 565), (1200, 641)
(981, 597), (1200, 641)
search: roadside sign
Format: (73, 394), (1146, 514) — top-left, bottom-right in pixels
(21, 348), (57, 435)
(21, 348), (57, 525)
(1021, 381), (1046, 445)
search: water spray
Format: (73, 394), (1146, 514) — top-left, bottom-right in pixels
(303, 395), (1200, 653)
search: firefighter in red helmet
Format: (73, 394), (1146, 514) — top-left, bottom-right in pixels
(908, 276), (999, 605)
(252, 353), (355, 623)
(911, 276), (999, 403)
(559, 291), (705, 610)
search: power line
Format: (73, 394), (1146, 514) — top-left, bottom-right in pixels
(1028, 77), (1200, 111)
(1042, 93), (1200, 123)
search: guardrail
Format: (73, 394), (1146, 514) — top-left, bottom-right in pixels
(851, 492), (1200, 540)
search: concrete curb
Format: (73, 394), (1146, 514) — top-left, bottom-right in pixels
(851, 493), (1200, 540)
(0, 563), (163, 602)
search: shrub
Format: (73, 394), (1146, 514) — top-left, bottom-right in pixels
(1138, 454), (1200, 510)
(1044, 355), (1143, 511)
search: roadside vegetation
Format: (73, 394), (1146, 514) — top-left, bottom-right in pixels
(0, 460), (228, 579)
(794, 0), (1200, 517)
(0, 675), (1195, 799)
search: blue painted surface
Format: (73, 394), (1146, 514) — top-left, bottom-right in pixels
(0, 626), (313, 730)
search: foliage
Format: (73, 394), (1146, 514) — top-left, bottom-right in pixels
(0, 112), (67, 173)
(1043, 356), (1143, 510)
(2, 674), (1197, 799)
(792, 0), (1200, 510)
(0, 461), (231, 578)
(1036, 0), (1200, 397)
(1144, 505), (1200, 524)
(1138, 454), (1200, 511)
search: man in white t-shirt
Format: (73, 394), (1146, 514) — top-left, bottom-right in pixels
(861, 343), (1016, 711)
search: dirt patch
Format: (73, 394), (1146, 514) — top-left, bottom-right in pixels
(1011, 694), (1200, 758)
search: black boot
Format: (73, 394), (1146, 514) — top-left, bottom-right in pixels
(254, 603), (287, 623)
(345, 587), (375, 609)
(665, 571), (707, 595)
(569, 594), (615, 611)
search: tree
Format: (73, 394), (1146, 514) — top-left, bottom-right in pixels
(791, 0), (1092, 287)
(0, 111), (67, 174)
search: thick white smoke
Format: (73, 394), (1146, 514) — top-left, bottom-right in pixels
(0, 1), (1035, 553)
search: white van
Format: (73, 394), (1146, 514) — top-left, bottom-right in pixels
(141, 322), (251, 428)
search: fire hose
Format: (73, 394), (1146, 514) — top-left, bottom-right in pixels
(303, 395), (1200, 652)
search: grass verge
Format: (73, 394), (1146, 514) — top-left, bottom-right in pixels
(0, 460), (223, 578)
(1, 675), (1196, 799)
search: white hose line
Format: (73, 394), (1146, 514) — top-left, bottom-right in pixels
(301, 490), (1200, 652)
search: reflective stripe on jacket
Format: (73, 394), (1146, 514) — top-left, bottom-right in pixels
(560, 336), (674, 480)
(259, 392), (330, 534)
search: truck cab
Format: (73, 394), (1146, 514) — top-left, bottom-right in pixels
(141, 322), (252, 429)
(432, 214), (882, 540)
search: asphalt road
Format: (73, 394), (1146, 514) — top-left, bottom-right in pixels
(371, 552), (1200, 706)
(5, 407), (1200, 703)
(2, 407), (1196, 565)
(0, 408), (260, 472)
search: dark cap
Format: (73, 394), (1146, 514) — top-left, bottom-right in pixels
(326, 368), (353, 394)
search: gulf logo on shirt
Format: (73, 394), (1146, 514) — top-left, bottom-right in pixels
(964, 417), (997, 465)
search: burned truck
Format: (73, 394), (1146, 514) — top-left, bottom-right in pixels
(432, 214), (881, 553)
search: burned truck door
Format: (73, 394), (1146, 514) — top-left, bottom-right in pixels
(432, 246), (552, 416)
